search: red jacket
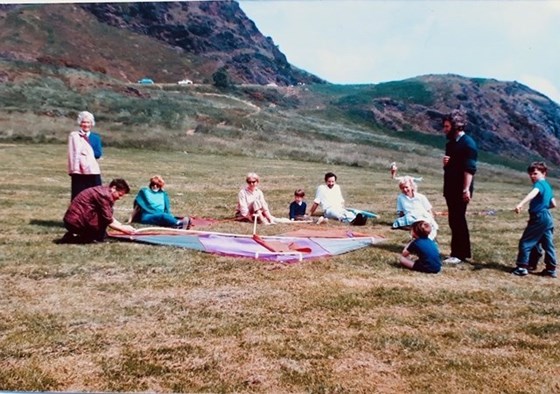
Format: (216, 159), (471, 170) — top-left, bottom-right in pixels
(64, 185), (114, 233)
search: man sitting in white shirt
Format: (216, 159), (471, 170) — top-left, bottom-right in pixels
(309, 172), (367, 225)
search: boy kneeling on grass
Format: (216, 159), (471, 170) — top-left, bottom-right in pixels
(512, 161), (557, 278)
(399, 220), (442, 274)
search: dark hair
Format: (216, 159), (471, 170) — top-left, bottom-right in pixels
(527, 161), (548, 175)
(412, 220), (431, 239)
(294, 188), (305, 197)
(443, 108), (467, 132)
(324, 172), (337, 182)
(109, 178), (130, 194)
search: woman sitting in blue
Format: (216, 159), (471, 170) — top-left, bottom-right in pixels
(131, 175), (190, 229)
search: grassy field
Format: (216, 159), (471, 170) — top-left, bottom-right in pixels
(0, 143), (559, 393)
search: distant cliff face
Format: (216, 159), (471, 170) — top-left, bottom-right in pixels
(0, 1), (323, 85)
(335, 75), (560, 164)
(80, 1), (323, 86)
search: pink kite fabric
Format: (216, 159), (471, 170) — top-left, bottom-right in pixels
(252, 234), (313, 253)
(109, 228), (385, 263)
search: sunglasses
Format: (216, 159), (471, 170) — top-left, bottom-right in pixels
(247, 180), (258, 184)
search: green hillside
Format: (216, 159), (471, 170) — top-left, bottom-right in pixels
(2, 3), (560, 167)
(0, 59), (537, 177)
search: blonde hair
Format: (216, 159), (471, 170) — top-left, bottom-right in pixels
(398, 176), (417, 192)
(246, 172), (260, 183)
(149, 175), (165, 189)
(77, 111), (95, 126)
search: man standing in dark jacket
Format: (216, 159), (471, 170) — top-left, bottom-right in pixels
(442, 109), (478, 264)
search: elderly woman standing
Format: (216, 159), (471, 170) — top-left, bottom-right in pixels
(236, 172), (275, 225)
(392, 176), (438, 239)
(67, 111), (102, 200)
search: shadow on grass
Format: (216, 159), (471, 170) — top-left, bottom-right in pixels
(468, 260), (513, 273)
(30, 219), (64, 228)
(374, 243), (404, 254)
(376, 219), (396, 227)
(376, 242), (515, 274)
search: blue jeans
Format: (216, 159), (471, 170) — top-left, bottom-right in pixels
(140, 212), (180, 228)
(324, 207), (356, 223)
(517, 210), (556, 270)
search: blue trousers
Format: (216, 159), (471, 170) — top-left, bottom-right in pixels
(140, 212), (180, 228)
(516, 210), (556, 270)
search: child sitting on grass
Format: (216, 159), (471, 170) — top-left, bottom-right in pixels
(289, 189), (325, 224)
(399, 220), (442, 274)
(289, 189), (308, 221)
(512, 161), (557, 278)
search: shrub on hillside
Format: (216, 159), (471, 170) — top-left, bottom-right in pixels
(212, 67), (231, 89)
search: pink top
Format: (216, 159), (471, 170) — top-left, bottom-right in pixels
(67, 130), (100, 175)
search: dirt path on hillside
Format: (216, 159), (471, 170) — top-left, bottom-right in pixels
(200, 93), (261, 117)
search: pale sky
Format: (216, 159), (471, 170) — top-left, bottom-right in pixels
(239, 0), (560, 104)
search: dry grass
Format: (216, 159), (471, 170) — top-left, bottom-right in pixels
(0, 144), (559, 393)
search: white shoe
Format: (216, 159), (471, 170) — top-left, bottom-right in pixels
(443, 256), (462, 264)
(317, 216), (325, 225)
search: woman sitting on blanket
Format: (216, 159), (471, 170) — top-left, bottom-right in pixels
(130, 175), (191, 229)
(392, 176), (438, 239)
(235, 172), (275, 225)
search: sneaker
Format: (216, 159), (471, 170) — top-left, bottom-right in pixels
(443, 256), (462, 264)
(512, 267), (529, 276)
(528, 263), (538, 272)
(317, 216), (325, 225)
(538, 269), (557, 278)
(351, 213), (367, 226)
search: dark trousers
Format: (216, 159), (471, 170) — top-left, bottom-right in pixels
(64, 220), (107, 243)
(71, 174), (102, 200)
(516, 210), (556, 270)
(445, 196), (471, 260)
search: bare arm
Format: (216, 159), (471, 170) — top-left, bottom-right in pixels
(462, 172), (474, 202)
(309, 202), (319, 216)
(401, 240), (413, 257)
(109, 218), (136, 234)
(515, 187), (539, 214)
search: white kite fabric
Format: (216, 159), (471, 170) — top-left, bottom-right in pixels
(109, 227), (385, 263)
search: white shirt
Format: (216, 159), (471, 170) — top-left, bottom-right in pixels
(314, 184), (344, 211)
(396, 192), (432, 218)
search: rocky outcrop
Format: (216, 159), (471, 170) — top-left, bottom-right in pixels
(336, 75), (560, 163)
(80, 1), (323, 86)
(0, 2), (323, 86)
